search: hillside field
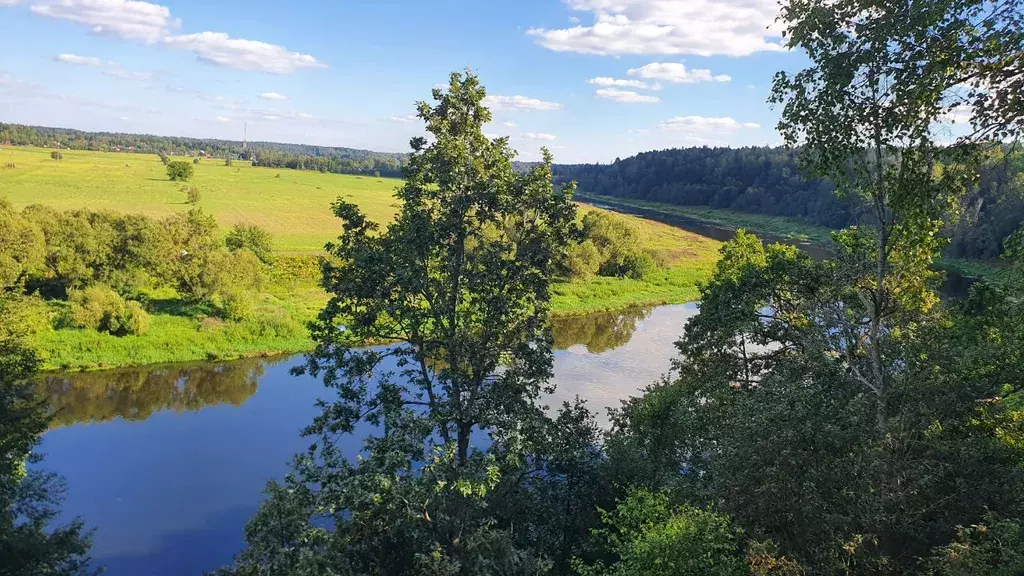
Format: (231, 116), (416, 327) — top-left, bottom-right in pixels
(0, 146), (400, 252)
(1, 146), (721, 369)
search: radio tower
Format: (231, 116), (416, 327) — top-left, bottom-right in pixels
(243, 122), (248, 150)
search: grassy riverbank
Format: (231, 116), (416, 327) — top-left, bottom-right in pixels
(3, 147), (720, 370)
(577, 193), (835, 244)
(579, 193), (1009, 284)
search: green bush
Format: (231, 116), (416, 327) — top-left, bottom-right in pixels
(619, 250), (659, 280)
(226, 223), (275, 265)
(50, 150), (63, 161)
(68, 285), (151, 336)
(576, 489), (747, 576)
(166, 160), (194, 182)
(564, 239), (602, 279)
(182, 185), (201, 205)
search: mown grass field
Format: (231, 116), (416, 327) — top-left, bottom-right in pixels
(2, 146), (721, 370)
(0, 146), (400, 252)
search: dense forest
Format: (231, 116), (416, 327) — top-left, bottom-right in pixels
(553, 146), (1024, 261)
(0, 123), (408, 177)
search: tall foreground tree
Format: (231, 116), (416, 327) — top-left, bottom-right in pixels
(0, 295), (95, 575)
(221, 70), (582, 575)
(606, 1), (1024, 574)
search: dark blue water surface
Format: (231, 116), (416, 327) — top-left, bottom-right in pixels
(39, 303), (698, 575)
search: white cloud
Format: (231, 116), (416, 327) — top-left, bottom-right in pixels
(163, 32), (326, 74)
(527, 0), (784, 57)
(483, 95), (563, 112)
(658, 115), (759, 133)
(29, 0), (325, 74)
(0, 0), (24, 5)
(298, 112), (314, 119)
(54, 53), (107, 66)
(589, 76), (651, 89)
(259, 92), (288, 101)
(485, 132), (500, 139)
(104, 70), (152, 80)
(31, 0), (176, 42)
(628, 62), (730, 84)
(595, 88), (660, 104)
(390, 114), (418, 123)
(522, 132), (557, 141)
(502, 120), (517, 127)
(215, 116), (231, 123)
(261, 114), (280, 121)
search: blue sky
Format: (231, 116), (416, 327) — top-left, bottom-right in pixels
(0, 0), (807, 163)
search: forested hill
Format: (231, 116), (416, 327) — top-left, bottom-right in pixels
(0, 123), (408, 177)
(552, 146), (1024, 260)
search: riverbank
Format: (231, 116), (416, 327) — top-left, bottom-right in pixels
(578, 193), (1008, 284)
(29, 211), (721, 371)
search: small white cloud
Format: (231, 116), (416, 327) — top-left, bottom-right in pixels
(390, 114), (417, 124)
(588, 77), (651, 89)
(522, 132), (557, 141)
(658, 115), (759, 133)
(485, 132), (500, 139)
(259, 91), (288, 101)
(32, 0), (176, 42)
(628, 62), (731, 84)
(55, 53), (107, 66)
(163, 32), (326, 74)
(298, 112), (313, 119)
(215, 116), (231, 122)
(502, 120), (517, 128)
(595, 88), (660, 104)
(262, 115), (280, 121)
(118, 116), (129, 120)
(104, 70), (152, 80)
(0, 0), (24, 5)
(483, 95), (562, 112)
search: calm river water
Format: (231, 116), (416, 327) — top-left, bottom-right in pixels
(39, 303), (699, 575)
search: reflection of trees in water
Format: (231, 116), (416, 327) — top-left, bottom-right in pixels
(551, 307), (651, 354)
(38, 357), (283, 427)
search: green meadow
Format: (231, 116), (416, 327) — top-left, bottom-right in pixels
(0, 146), (400, 253)
(1, 146), (720, 370)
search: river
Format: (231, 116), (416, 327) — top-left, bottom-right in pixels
(38, 303), (699, 575)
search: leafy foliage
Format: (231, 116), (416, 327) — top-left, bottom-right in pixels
(576, 489), (747, 576)
(68, 284), (150, 336)
(0, 295), (95, 574)
(226, 223), (276, 265)
(166, 160), (194, 182)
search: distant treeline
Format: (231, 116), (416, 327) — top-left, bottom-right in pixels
(247, 149), (405, 178)
(0, 123), (408, 178)
(553, 146), (1024, 260)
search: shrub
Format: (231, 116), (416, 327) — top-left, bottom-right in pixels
(225, 156), (233, 167)
(563, 239), (602, 279)
(159, 152), (169, 165)
(225, 223), (275, 265)
(68, 284), (151, 336)
(618, 250), (658, 280)
(50, 150), (63, 161)
(193, 157), (201, 165)
(575, 489), (747, 576)
(183, 185), (201, 205)
(166, 160), (194, 182)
